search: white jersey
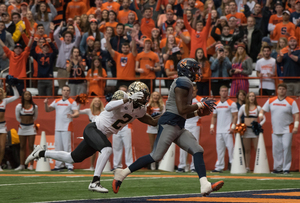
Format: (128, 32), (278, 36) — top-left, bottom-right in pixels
(79, 108), (100, 122)
(213, 99), (238, 133)
(185, 96), (202, 128)
(0, 86), (19, 112)
(50, 98), (78, 131)
(15, 104), (38, 123)
(255, 57), (276, 90)
(95, 101), (146, 136)
(262, 96), (299, 134)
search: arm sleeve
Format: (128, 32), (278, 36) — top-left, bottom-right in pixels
(48, 3), (58, 21)
(6, 33), (15, 50)
(292, 101), (300, 114)
(241, 58), (253, 75)
(49, 100), (56, 108)
(231, 102), (238, 113)
(183, 14), (192, 33)
(15, 104), (21, 122)
(268, 23), (276, 31)
(74, 25), (81, 47)
(262, 100), (270, 112)
(79, 33), (87, 56)
(30, 5), (37, 18)
(12, 27), (22, 42)
(105, 99), (125, 111)
(33, 105), (38, 121)
(53, 26), (62, 48)
(79, 108), (90, 115)
(211, 25), (221, 41)
(237, 105), (244, 124)
(4, 86), (19, 103)
(175, 77), (193, 91)
(30, 41), (38, 60)
(210, 59), (218, 71)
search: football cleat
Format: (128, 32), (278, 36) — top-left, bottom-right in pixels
(88, 181), (108, 193)
(112, 168), (126, 194)
(27, 165), (34, 170)
(25, 145), (43, 165)
(201, 180), (224, 197)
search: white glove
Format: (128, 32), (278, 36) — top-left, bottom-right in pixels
(129, 92), (144, 101)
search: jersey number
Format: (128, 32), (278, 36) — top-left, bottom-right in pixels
(112, 114), (133, 130)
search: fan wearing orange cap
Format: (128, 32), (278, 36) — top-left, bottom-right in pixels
(277, 36), (300, 96)
(229, 43), (253, 96)
(135, 38), (160, 91)
(160, 9), (176, 39)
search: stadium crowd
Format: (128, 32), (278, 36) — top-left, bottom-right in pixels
(0, 0), (299, 96)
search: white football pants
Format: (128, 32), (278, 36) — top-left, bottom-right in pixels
(54, 131), (73, 169)
(215, 133), (234, 171)
(112, 125), (133, 169)
(272, 133), (293, 171)
(178, 126), (200, 170)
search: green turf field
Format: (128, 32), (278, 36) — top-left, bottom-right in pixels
(0, 170), (300, 203)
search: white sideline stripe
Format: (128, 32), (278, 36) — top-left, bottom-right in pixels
(33, 188), (300, 203)
(0, 177), (168, 187)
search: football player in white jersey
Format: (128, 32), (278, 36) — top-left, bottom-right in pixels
(259, 83), (299, 174)
(112, 58), (224, 196)
(26, 82), (159, 193)
(210, 86), (238, 173)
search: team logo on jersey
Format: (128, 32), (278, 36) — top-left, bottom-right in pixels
(121, 57), (128, 67)
(196, 34), (200, 38)
(281, 27), (287, 35)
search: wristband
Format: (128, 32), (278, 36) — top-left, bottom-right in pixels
(210, 124), (214, 129)
(196, 102), (204, 109)
(295, 121), (299, 128)
(194, 110), (198, 117)
(259, 113), (264, 117)
(231, 124), (236, 130)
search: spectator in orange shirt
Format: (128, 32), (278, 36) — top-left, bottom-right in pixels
(162, 34), (183, 62)
(134, 4), (156, 38)
(287, 0), (296, 13)
(87, 56), (107, 96)
(160, 9), (176, 39)
(195, 48), (211, 96)
(226, 1), (247, 26)
(136, 38), (160, 91)
(175, 18), (191, 59)
(8, 0), (21, 16)
(87, 0), (104, 16)
(183, 2), (212, 58)
(117, 0), (138, 24)
(273, 10), (296, 42)
(157, 4), (177, 28)
(102, 0), (120, 13)
(0, 29), (34, 95)
(268, 2), (283, 43)
(65, 0), (87, 20)
(20, 2), (28, 19)
(188, 0), (202, 14)
(99, 10), (118, 34)
(106, 28), (137, 88)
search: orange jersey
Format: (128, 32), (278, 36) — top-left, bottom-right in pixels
(140, 18), (156, 38)
(273, 22), (296, 42)
(195, 0), (204, 11)
(99, 21), (118, 34)
(184, 13), (211, 57)
(52, 0), (65, 25)
(113, 52), (136, 80)
(102, 1), (120, 13)
(269, 14), (283, 42)
(86, 6), (105, 15)
(117, 10), (138, 24)
(8, 4), (21, 15)
(65, 0), (87, 20)
(226, 12), (247, 24)
(175, 30), (190, 59)
(87, 68), (107, 96)
(136, 51), (159, 79)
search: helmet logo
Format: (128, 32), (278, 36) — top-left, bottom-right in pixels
(180, 60), (187, 67)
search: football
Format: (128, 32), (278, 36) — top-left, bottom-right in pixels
(197, 107), (211, 116)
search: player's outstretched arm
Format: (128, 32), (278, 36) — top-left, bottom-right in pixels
(138, 113), (161, 126)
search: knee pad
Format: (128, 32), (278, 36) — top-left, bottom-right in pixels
(101, 147), (113, 156)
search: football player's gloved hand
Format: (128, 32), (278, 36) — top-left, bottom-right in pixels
(129, 92), (144, 101)
(151, 112), (161, 117)
(197, 97), (217, 112)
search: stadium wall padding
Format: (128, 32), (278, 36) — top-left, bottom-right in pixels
(5, 98), (300, 171)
